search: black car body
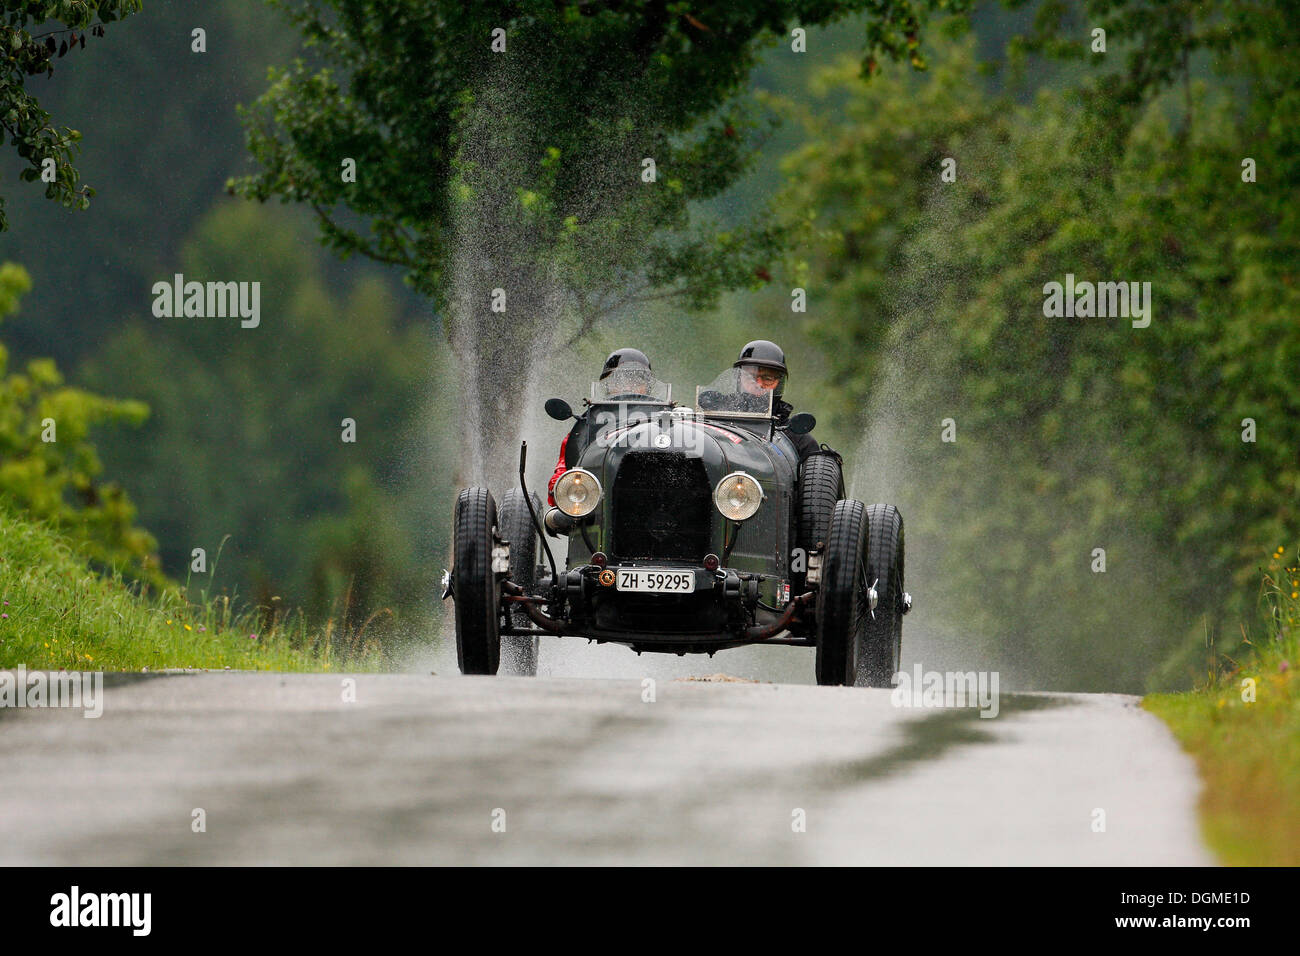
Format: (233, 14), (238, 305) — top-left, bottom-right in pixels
(560, 386), (798, 652)
(449, 369), (909, 686)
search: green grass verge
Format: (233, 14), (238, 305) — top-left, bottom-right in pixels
(1145, 545), (1300, 866)
(0, 507), (384, 672)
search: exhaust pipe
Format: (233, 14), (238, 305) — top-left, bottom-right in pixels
(745, 592), (814, 641)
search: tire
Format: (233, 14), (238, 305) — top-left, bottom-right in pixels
(453, 487), (501, 675)
(856, 504), (904, 689)
(815, 498), (867, 686)
(797, 453), (844, 553)
(498, 487), (541, 676)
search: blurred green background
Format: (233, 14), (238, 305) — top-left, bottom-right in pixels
(0, 1), (1294, 690)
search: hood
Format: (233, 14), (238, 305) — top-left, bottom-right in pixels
(574, 408), (793, 489)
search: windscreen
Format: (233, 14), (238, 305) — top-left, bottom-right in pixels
(589, 367), (671, 404)
(694, 368), (774, 419)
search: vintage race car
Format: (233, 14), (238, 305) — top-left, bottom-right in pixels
(446, 368), (910, 686)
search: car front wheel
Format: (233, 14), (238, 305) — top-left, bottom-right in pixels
(498, 487), (541, 676)
(855, 504), (904, 688)
(452, 487), (501, 675)
(814, 498), (868, 686)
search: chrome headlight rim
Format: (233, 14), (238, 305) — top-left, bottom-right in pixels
(553, 467), (603, 517)
(713, 471), (765, 522)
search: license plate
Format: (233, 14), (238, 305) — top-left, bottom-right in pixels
(615, 568), (695, 593)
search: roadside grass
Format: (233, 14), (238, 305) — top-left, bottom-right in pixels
(0, 507), (387, 672)
(1145, 546), (1300, 866)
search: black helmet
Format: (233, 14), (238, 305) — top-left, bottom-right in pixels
(600, 347), (652, 380)
(733, 340), (787, 376)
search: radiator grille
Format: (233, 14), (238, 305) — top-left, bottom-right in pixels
(612, 453), (712, 561)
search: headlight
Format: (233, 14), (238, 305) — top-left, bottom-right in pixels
(714, 471), (764, 521)
(553, 468), (603, 517)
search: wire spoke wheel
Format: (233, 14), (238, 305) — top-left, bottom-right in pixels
(498, 487), (540, 676)
(855, 504), (904, 688)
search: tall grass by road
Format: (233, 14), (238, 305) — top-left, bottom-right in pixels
(0, 507), (383, 672)
(1146, 546), (1300, 865)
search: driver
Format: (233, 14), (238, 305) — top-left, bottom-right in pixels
(733, 339), (826, 461)
(547, 347), (654, 510)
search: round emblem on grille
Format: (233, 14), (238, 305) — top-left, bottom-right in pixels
(654, 433), (671, 448)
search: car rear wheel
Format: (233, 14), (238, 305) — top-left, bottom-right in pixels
(453, 487), (501, 675)
(815, 498), (868, 686)
(855, 504), (904, 688)
(498, 487), (540, 676)
(796, 453), (844, 554)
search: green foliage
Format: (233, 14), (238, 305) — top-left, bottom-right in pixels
(80, 202), (443, 625)
(0, 503), (382, 671)
(782, 3), (1300, 691)
(230, 0), (968, 319)
(780, 41), (995, 429)
(0, 0), (303, 364)
(230, 1), (978, 492)
(1006, 0), (1273, 116)
(0, 261), (159, 584)
(0, 3), (452, 631)
(0, 0), (142, 230)
(1145, 547), (1300, 866)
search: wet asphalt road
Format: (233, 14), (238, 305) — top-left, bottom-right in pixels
(0, 671), (1212, 865)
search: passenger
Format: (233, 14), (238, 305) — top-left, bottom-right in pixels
(547, 347), (654, 508)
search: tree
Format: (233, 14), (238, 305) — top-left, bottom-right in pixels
(0, 0), (143, 231)
(0, 261), (159, 583)
(0, 0), (303, 367)
(782, 2), (1300, 690)
(230, 0), (969, 482)
(81, 202), (442, 625)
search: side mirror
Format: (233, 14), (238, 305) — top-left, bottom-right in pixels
(787, 412), (816, 435)
(545, 398), (574, 421)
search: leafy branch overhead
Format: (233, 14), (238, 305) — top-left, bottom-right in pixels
(0, 0), (142, 231)
(230, 0), (968, 323)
